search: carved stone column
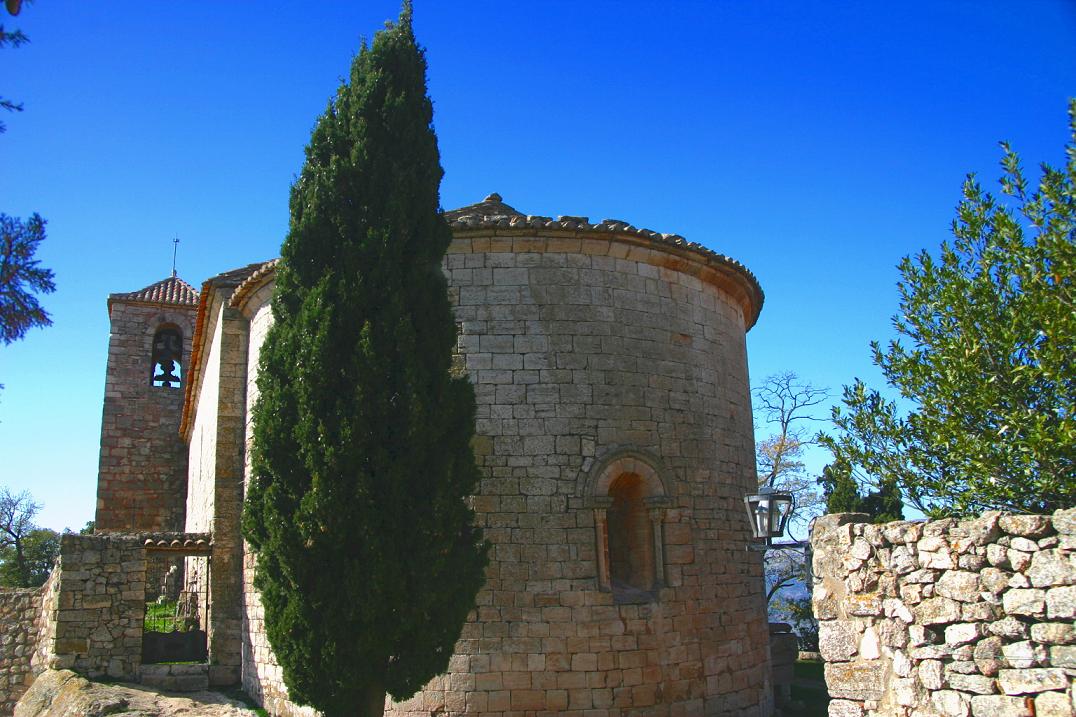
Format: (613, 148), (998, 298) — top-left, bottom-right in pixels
(645, 496), (671, 589)
(588, 497), (614, 592)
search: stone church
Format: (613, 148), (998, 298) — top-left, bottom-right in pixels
(94, 193), (773, 716)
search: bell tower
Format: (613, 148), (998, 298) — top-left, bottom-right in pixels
(95, 276), (199, 532)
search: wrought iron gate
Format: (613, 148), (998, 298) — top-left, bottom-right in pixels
(142, 547), (210, 664)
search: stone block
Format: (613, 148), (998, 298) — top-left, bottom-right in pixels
(961, 602), (997, 623)
(919, 659), (944, 690)
(987, 543), (1011, 568)
(1035, 690), (1073, 717)
(819, 620), (859, 662)
(1046, 585), (1076, 619)
(914, 596), (962, 625)
(999, 515), (1052, 539)
(946, 673), (997, 695)
(1008, 549), (1033, 572)
(824, 661), (886, 700)
(1027, 550), (1075, 588)
(970, 695), (1034, 717)
(54, 638), (89, 654)
(1010, 536), (1040, 552)
(1053, 508), (1076, 535)
(990, 616), (1030, 640)
(974, 635), (1006, 676)
(846, 593), (882, 617)
(998, 668), (1068, 695)
(945, 623), (983, 646)
(1003, 640), (1046, 669)
(936, 570), (981, 602)
(827, 699), (864, 717)
(1031, 622), (1076, 645)
(931, 689), (971, 717)
(965, 512), (1003, 546)
(1050, 645), (1076, 668)
(882, 598), (913, 623)
(1003, 589), (1046, 617)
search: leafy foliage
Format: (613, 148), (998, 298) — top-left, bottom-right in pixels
(242, 7), (488, 716)
(0, 213), (55, 344)
(821, 102), (1076, 516)
(771, 594), (819, 651)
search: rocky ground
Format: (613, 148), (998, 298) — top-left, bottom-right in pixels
(15, 669), (261, 717)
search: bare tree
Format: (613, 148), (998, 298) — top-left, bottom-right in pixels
(753, 372), (829, 613)
(754, 371), (828, 539)
(0, 487), (40, 586)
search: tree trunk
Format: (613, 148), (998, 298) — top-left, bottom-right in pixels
(14, 539), (28, 587)
(361, 683), (386, 717)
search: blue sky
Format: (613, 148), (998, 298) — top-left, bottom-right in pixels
(1, 2), (1073, 531)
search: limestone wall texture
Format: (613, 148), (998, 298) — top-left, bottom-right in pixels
(230, 223), (772, 717)
(43, 534), (147, 681)
(96, 300), (195, 532)
(0, 586), (46, 715)
(811, 510), (1076, 717)
(184, 287), (250, 687)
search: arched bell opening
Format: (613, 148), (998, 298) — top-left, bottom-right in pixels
(150, 325), (183, 389)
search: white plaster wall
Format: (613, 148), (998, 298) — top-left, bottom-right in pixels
(185, 298), (224, 534)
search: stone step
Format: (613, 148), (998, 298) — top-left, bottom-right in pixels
(139, 663), (209, 692)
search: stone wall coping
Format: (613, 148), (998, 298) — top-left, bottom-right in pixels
(70, 531), (212, 546)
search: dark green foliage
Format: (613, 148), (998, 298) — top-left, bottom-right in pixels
(821, 103), (1076, 517)
(819, 459), (904, 524)
(0, 213), (54, 345)
(242, 6), (488, 716)
(1, 2), (29, 133)
(0, 527), (58, 587)
(819, 459), (861, 514)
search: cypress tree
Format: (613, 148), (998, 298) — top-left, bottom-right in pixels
(242, 7), (488, 716)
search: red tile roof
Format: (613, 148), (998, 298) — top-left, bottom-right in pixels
(109, 276), (199, 309)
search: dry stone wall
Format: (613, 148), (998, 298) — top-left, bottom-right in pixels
(811, 510), (1076, 717)
(43, 534), (147, 681)
(0, 585), (47, 715)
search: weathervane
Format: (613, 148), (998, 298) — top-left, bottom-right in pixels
(171, 235), (179, 278)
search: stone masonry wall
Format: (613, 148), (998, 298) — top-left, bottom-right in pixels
(0, 585), (45, 715)
(96, 302), (195, 532)
(41, 534), (146, 681)
(184, 291), (249, 687)
(233, 231), (772, 717)
(811, 511), (1075, 717)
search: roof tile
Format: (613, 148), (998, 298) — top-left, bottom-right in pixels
(109, 276), (199, 308)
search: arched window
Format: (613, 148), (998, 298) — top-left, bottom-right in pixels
(608, 473), (654, 593)
(585, 450), (670, 602)
(151, 326), (183, 388)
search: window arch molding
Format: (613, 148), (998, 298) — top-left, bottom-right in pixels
(584, 448), (671, 597)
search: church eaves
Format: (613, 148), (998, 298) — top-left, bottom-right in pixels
(107, 276), (199, 314)
(226, 194), (765, 325)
